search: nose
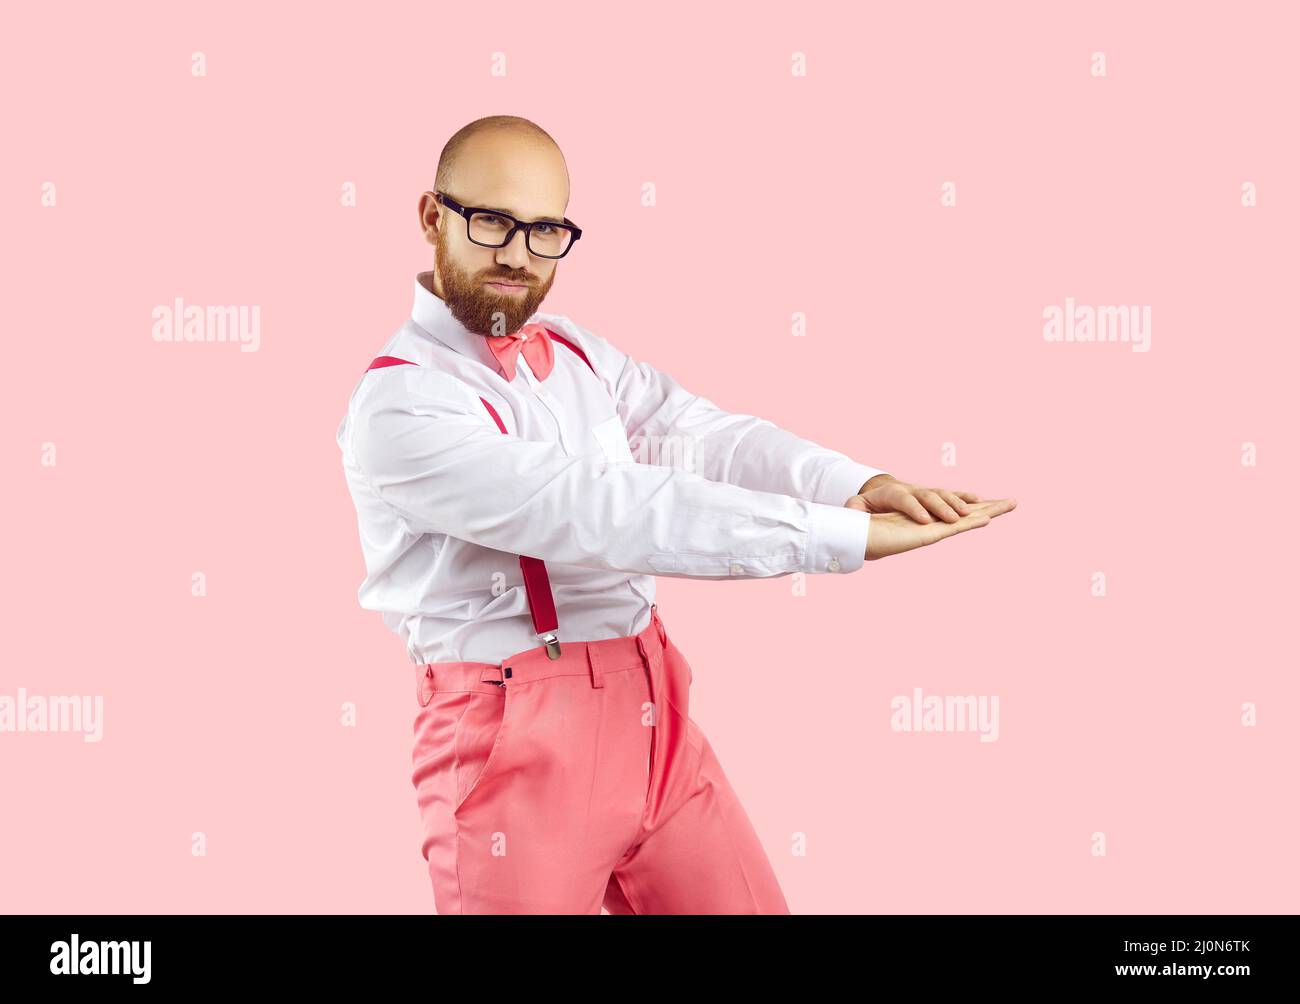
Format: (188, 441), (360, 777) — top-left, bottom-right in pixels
(496, 228), (532, 270)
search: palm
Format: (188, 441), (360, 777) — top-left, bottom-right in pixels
(848, 499), (1018, 559)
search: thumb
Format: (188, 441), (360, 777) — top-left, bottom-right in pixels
(844, 494), (868, 512)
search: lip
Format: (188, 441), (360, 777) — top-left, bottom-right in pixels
(485, 280), (529, 294)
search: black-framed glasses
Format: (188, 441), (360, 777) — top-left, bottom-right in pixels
(436, 191), (582, 259)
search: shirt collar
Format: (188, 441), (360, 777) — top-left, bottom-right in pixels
(410, 271), (505, 375)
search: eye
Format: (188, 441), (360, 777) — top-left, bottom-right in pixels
(534, 223), (557, 235)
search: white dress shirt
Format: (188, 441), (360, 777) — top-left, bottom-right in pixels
(336, 273), (889, 665)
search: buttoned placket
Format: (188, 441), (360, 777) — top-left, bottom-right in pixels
(516, 353), (575, 456)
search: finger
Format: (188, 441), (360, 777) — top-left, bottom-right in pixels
(897, 493), (933, 523)
(920, 488), (961, 523)
(935, 489), (971, 519)
(913, 501), (1013, 546)
(866, 508), (996, 559)
(921, 509), (996, 545)
(969, 497), (1017, 518)
(879, 509), (991, 557)
(953, 491), (981, 503)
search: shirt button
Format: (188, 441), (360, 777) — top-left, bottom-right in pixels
(828, 557), (841, 572)
(729, 562), (743, 575)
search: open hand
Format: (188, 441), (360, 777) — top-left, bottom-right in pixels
(845, 495), (1018, 560)
(852, 474), (985, 524)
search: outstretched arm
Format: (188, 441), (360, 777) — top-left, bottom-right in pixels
(544, 317), (891, 507)
(345, 365), (873, 580)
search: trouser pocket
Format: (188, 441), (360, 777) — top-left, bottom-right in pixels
(412, 669), (512, 813)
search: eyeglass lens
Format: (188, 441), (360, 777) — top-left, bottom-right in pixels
(468, 211), (573, 257)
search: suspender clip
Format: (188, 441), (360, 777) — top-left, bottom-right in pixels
(541, 632), (562, 660)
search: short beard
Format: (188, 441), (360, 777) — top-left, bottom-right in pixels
(435, 229), (555, 336)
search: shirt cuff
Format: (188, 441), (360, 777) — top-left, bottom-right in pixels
(805, 501), (871, 574)
(816, 460), (892, 508)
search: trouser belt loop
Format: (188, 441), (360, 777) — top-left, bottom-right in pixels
(587, 644), (606, 689)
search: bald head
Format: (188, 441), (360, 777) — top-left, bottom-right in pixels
(435, 115), (569, 205)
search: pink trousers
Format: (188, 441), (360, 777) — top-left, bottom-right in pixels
(410, 604), (790, 914)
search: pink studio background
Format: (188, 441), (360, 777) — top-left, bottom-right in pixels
(3, 1), (1297, 914)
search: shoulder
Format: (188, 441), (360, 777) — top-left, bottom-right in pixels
(531, 311), (627, 376)
(343, 362), (488, 479)
(345, 326), (484, 427)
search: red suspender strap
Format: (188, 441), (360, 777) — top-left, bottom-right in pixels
(549, 331), (595, 374)
(366, 355), (415, 370)
(475, 396), (561, 656)
(362, 330), (586, 660)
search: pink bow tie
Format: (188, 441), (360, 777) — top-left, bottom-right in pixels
(485, 322), (555, 382)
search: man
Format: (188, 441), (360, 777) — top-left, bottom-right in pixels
(336, 115), (1017, 915)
